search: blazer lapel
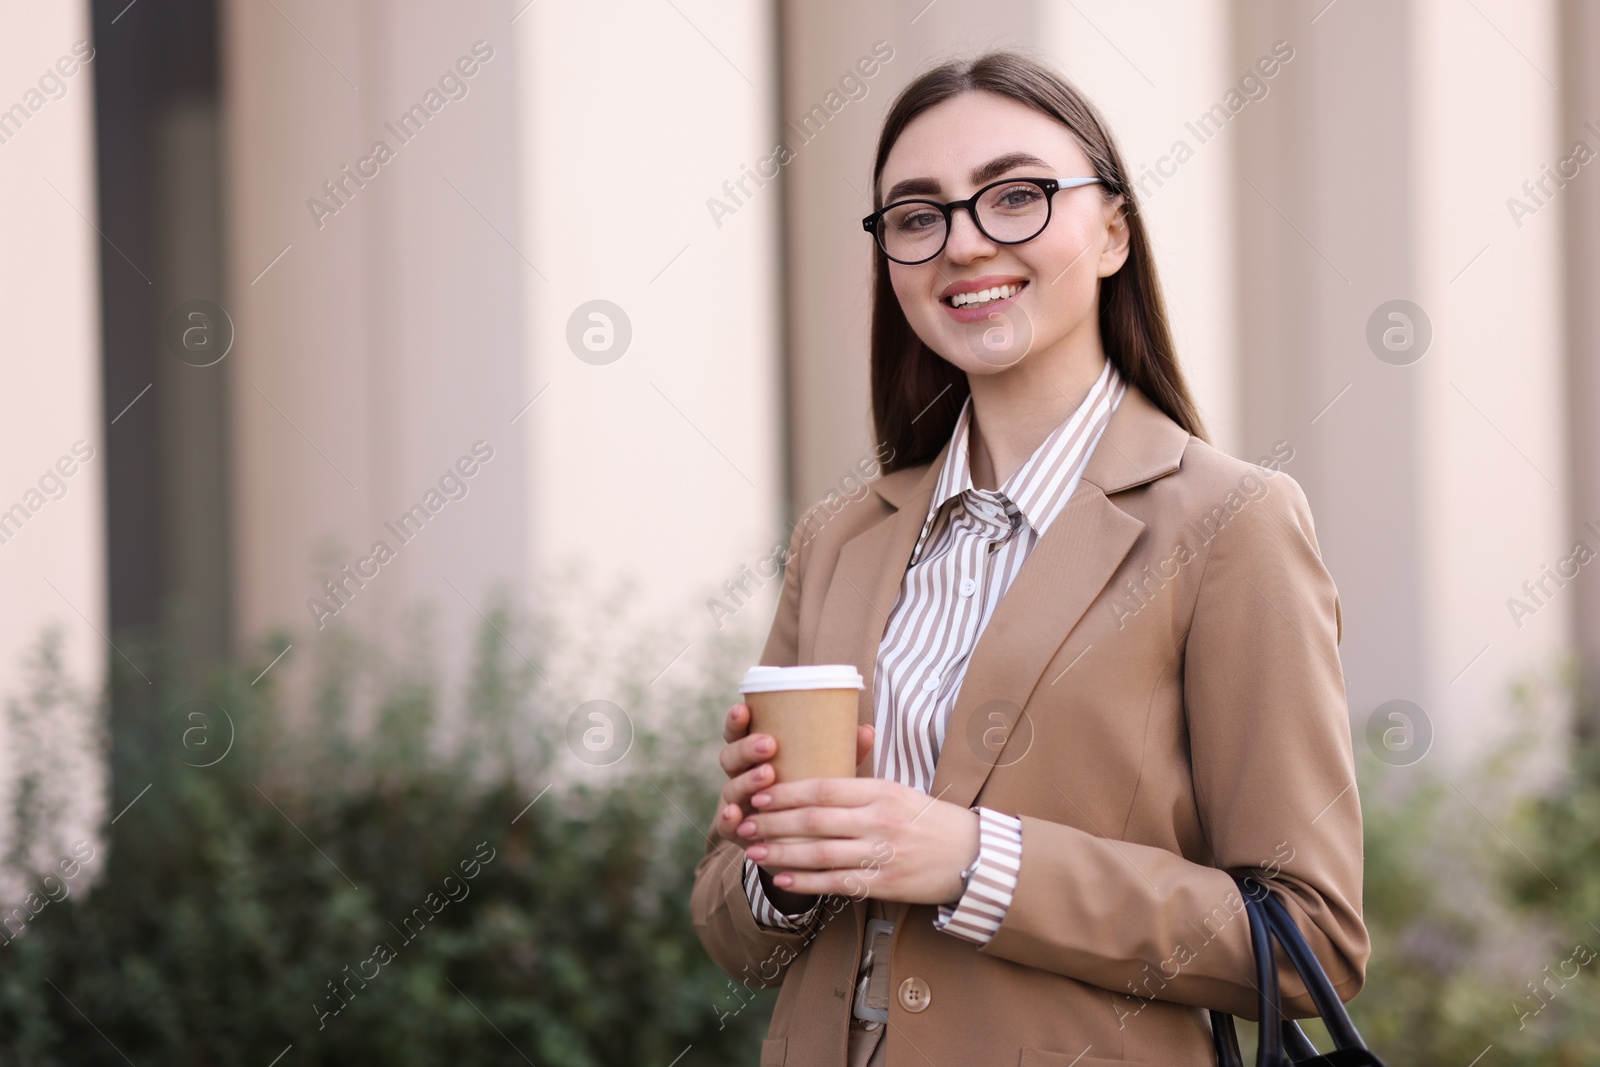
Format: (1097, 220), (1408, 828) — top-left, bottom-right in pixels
(931, 383), (1189, 811)
(819, 382), (1190, 799)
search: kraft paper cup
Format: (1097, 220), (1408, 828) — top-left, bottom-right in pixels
(740, 664), (864, 844)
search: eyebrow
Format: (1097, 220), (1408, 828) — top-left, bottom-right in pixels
(882, 152), (1053, 204)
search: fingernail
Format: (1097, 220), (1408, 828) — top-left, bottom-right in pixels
(746, 845), (767, 860)
(737, 820), (757, 837)
(752, 793), (771, 807)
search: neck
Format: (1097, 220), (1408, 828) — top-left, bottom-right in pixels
(966, 329), (1108, 491)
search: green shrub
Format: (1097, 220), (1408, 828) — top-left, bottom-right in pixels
(1349, 669), (1600, 1066)
(0, 600), (777, 1066)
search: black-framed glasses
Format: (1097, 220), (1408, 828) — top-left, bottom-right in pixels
(861, 176), (1102, 265)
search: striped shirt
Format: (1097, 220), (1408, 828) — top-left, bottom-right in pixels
(744, 359), (1126, 945)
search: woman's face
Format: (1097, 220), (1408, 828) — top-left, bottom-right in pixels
(877, 90), (1130, 374)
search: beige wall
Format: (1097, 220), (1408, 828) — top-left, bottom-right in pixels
(223, 0), (533, 692)
(1232, 0), (1430, 753)
(1561, 0), (1600, 736)
(0, 1), (106, 859)
(225, 0), (787, 699)
(515, 0), (785, 681)
(1413, 0), (1568, 759)
(1231, 0), (1569, 763)
(1039, 0), (1241, 456)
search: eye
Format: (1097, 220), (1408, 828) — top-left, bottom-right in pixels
(888, 204), (943, 234)
(985, 183), (1046, 213)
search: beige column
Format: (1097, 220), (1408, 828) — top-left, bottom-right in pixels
(1560, 0), (1600, 739)
(1232, 1), (1429, 743)
(1413, 0), (1568, 761)
(0, 2), (106, 860)
(1039, 0), (1242, 456)
(226, 0), (788, 697)
(223, 1), (531, 690)
(512, 1), (785, 678)
(1235, 0), (1569, 763)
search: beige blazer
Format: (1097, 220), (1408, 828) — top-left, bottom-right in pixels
(692, 381), (1369, 1067)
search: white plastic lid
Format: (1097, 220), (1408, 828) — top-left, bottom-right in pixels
(740, 664), (864, 693)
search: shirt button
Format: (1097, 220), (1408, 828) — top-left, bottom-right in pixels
(898, 976), (931, 1012)
(958, 577), (976, 597)
(921, 675), (940, 693)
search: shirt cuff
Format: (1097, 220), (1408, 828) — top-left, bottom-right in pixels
(933, 806), (1022, 945)
(743, 856), (824, 931)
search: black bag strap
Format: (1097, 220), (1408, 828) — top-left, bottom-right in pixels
(1209, 875), (1384, 1067)
(1241, 878), (1286, 1067)
(1210, 1007), (1243, 1067)
(1257, 887), (1368, 1053)
(1211, 1006), (1318, 1066)
(1283, 1020), (1322, 1061)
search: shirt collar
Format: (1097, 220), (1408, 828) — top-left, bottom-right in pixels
(909, 359), (1125, 566)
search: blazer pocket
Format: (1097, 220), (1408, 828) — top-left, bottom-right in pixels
(760, 1037), (786, 1065)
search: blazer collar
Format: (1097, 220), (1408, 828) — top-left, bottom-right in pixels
(871, 375), (1188, 513)
(908, 359), (1126, 568)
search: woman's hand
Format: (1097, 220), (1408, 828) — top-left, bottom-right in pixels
(735, 777), (982, 906)
(714, 701), (875, 844)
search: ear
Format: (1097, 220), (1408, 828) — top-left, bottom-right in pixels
(1096, 194), (1132, 277)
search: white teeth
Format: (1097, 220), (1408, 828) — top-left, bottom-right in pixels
(949, 283), (1022, 308)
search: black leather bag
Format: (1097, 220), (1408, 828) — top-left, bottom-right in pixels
(1209, 875), (1386, 1067)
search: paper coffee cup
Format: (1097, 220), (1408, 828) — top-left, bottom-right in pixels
(740, 664), (864, 844)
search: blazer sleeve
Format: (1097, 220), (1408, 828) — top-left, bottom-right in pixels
(691, 505), (821, 986)
(975, 469), (1370, 1020)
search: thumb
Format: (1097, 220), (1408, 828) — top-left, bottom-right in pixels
(856, 724), (875, 765)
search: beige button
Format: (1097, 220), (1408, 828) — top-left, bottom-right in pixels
(898, 976), (931, 1012)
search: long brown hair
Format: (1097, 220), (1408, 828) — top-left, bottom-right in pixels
(868, 51), (1209, 473)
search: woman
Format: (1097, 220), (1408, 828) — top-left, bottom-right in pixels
(691, 50), (1368, 1067)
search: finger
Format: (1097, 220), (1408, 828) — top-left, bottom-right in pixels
(855, 724), (875, 766)
(722, 702), (750, 745)
(770, 867), (877, 899)
(739, 799), (864, 844)
(745, 834), (858, 871)
(718, 731), (777, 779)
(752, 774), (869, 813)
(751, 842), (887, 898)
(722, 760), (778, 815)
(717, 798), (748, 835)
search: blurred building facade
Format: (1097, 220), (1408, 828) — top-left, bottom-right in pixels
(3, 0), (1598, 847)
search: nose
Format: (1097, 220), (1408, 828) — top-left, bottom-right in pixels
(942, 204), (995, 263)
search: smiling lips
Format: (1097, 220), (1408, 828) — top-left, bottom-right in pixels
(940, 277), (1028, 322)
